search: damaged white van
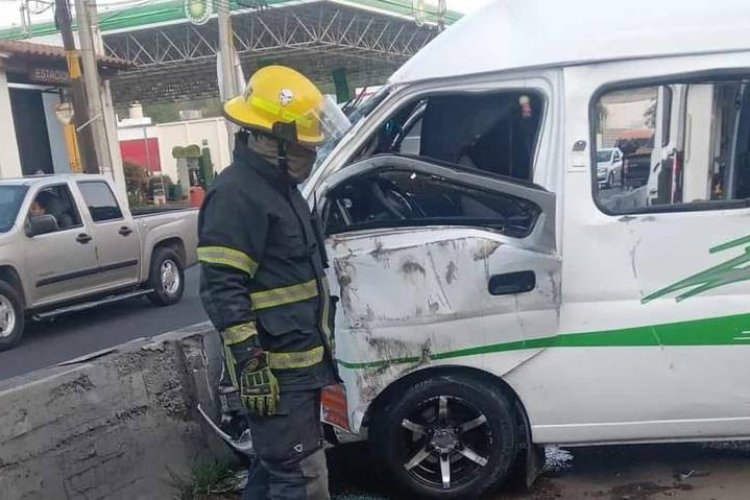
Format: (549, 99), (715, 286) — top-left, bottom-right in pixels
(302, 0), (750, 497)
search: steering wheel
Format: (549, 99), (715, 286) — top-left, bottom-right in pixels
(370, 179), (414, 220)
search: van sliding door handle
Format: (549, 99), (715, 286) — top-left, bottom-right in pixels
(488, 271), (536, 296)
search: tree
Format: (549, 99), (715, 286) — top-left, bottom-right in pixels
(644, 98), (657, 129)
(595, 102), (609, 133)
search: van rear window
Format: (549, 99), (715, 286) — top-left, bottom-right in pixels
(592, 77), (750, 214)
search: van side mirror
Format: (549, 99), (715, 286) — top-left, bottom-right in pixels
(26, 215), (58, 237)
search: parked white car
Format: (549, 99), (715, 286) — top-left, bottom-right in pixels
(596, 147), (623, 188)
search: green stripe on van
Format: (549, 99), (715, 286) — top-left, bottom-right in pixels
(336, 312), (750, 370)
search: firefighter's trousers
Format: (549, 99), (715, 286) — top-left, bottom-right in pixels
(242, 389), (330, 500)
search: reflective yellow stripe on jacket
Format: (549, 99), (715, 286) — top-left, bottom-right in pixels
(268, 346), (324, 370)
(198, 246), (259, 276)
(250, 279), (319, 311)
(222, 322), (258, 345)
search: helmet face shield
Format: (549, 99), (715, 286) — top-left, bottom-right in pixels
(296, 95), (351, 146)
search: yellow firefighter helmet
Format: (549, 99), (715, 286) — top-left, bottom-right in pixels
(223, 65), (349, 147)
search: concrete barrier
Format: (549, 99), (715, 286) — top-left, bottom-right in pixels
(0, 323), (230, 500)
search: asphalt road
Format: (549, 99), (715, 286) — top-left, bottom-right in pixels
(0, 267), (207, 382)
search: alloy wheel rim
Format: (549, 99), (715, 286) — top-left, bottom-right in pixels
(0, 295), (17, 338)
(400, 395), (492, 490)
(161, 259), (180, 296)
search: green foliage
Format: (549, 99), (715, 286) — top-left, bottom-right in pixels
(191, 460), (235, 496)
(123, 162), (149, 206)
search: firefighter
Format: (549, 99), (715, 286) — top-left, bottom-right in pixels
(198, 66), (349, 499)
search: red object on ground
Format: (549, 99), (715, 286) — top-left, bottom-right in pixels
(189, 186), (206, 208)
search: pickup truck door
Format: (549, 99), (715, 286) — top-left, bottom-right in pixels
(316, 155), (559, 430)
(75, 181), (140, 288)
(25, 183), (101, 306)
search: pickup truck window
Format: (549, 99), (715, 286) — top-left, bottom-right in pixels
(78, 181), (123, 222)
(29, 185), (82, 231)
(0, 186), (28, 232)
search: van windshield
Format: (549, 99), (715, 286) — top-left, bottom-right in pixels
(0, 186), (29, 232)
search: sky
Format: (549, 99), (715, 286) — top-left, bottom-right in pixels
(0, 0), (492, 29)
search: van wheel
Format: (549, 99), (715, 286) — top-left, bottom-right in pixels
(371, 374), (518, 499)
(0, 281), (25, 351)
(147, 247), (185, 306)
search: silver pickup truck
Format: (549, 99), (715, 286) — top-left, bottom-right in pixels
(0, 174), (198, 350)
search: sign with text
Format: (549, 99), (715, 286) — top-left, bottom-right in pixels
(28, 67), (69, 85)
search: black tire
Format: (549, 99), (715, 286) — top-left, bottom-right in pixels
(371, 374), (518, 499)
(147, 247), (185, 306)
(0, 281), (25, 351)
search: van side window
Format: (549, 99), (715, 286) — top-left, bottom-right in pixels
(352, 91), (544, 182)
(324, 169), (541, 238)
(78, 182), (123, 222)
(593, 78), (750, 214)
(28, 185), (82, 231)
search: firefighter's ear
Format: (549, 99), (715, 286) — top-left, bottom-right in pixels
(271, 122), (299, 143)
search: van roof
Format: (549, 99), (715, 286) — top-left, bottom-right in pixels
(390, 0), (750, 85)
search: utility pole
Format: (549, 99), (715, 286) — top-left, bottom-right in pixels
(218, 0), (237, 101)
(75, 0), (111, 177)
(218, 0), (238, 149)
(55, 0), (98, 174)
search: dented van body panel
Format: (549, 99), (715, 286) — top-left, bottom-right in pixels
(326, 227), (561, 431)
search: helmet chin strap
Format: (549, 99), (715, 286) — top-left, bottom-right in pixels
(277, 140), (290, 171)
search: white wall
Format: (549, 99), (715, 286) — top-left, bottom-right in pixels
(0, 65), (22, 178)
(156, 117), (231, 183)
(41, 92), (70, 174)
(604, 101), (653, 130)
(118, 123), (158, 141)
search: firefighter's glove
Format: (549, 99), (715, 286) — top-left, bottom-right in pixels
(239, 350), (280, 416)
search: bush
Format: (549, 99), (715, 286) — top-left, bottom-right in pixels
(124, 162), (149, 205)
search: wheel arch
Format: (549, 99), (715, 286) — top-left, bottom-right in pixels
(364, 364), (532, 437)
(150, 237), (186, 267)
(0, 265), (26, 308)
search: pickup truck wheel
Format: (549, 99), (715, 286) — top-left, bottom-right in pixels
(0, 281), (25, 351)
(147, 248), (185, 306)
(371, 375), (518, 499)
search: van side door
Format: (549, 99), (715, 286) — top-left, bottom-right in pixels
(549, 54), (750, 445)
